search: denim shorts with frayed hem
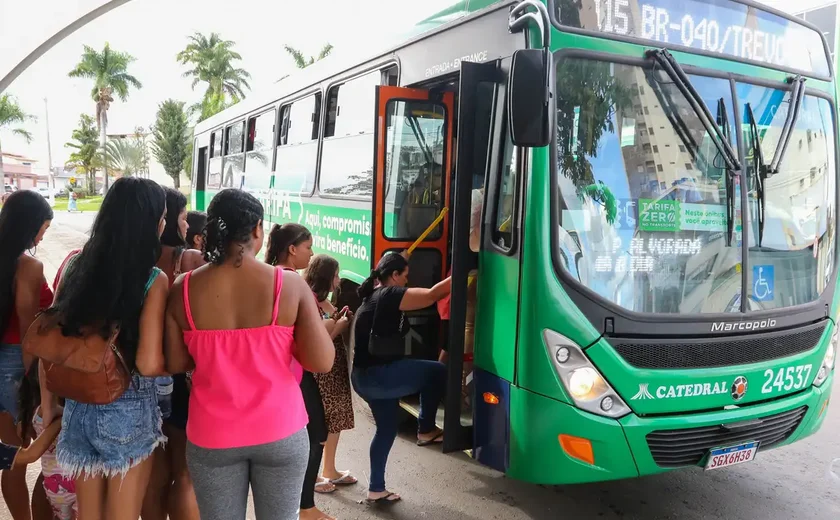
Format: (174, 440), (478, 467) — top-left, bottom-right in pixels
(0, 345), (24, 423)
(57, 375), (166, 479)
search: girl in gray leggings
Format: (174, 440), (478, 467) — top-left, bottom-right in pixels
(186, 429), (309, 519)
(163, 189), (336, 520)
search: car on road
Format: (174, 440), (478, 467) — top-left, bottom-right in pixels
(28, 186), (55, 207)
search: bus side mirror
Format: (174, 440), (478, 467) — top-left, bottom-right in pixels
(508, 49), (552, 148)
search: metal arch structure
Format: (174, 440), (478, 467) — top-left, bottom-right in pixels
(0, 0), (134, 94)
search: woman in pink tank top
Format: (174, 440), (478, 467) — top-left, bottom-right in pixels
(163, 189), (335, 520)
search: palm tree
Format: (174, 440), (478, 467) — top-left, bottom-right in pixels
(65, 114), (101, 195)
(68, 43), (142, 193)
(105, 138), (144, 177)
(0, 95), (36, 188)
(284, 44), (333, 69)
(177, 32), (251, 123)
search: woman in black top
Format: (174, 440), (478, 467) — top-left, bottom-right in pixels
(352, 252), (451, 504)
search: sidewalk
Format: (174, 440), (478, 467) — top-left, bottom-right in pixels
(35, 220), (88, 282)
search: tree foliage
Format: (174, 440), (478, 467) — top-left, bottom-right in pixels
(105, 138), (144, 177)
(178, 32), (251, 123)
(69, 43), (143, 103)
(65, 114), (101, 194)
(556, 59), (633, 205)
(131, 126), (151, 178)
(0, 95), (35, 143)
(151, 100), (190, 188)
(283, 44), (333, 72)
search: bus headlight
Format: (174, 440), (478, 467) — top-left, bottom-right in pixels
(543, 330), (630, 418)
(813, 328), (837, 387)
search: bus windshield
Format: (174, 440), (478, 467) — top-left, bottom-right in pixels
(554, 57), (836, 315)
(741, 85), (836, 309)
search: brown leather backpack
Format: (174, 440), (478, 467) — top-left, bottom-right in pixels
(22, 252), (134, 404)
(23, 315), (132, 405)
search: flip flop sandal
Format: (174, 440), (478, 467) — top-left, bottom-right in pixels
(328, 470), (358, 485)
(416, 430), (444, 446)
(314, 479), (336, 494)
(365, 492), (402, 505)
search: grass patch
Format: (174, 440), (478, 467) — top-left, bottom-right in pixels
(53, 196), (104, 212)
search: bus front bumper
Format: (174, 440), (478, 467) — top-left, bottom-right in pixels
(505, 373), (832, 485)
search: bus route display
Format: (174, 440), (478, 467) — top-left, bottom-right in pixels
(554, 0), (831, 77)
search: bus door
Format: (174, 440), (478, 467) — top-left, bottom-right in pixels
(443, 61), (502, 453)
(370, 86), (454, 364)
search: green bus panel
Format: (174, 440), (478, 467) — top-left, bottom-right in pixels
(505, 372), (832, 484)
(473, 252), (521, 382)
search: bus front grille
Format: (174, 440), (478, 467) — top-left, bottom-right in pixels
(646, 406), (808, 468)
(609, 320), (826, 369)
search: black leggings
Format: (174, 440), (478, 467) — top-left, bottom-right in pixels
(300, 371), (327, 510)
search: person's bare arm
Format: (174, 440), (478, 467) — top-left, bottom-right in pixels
(38, 362), (58, 428)
(164, 276), (195, 374)
(16, 258), (47, 367)
(135, 273), (169, 376)
(291, 276), (335, 373)
(13, 418), (61, 467)
(399, 277), (452, 311)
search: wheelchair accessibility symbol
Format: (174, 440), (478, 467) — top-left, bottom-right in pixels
(752, 265), (774, 302)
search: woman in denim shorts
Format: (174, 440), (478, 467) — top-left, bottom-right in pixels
(0, 190), (54, 519)
(40, 177), (170, 520)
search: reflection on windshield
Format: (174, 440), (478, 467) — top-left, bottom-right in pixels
(741, 86), (836, 309)
(556, 58), (742, 314)
(555, 58), (837, 315)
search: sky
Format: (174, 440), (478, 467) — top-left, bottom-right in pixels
(0, 0), (455, 184)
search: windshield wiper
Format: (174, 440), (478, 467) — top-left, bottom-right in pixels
(746, 103), (767, 247)
(717, 98), (736, 247)
(646, 49), (742, 245)
(767, 76), (806, 175)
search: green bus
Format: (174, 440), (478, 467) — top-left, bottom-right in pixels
(190, 0), (838, 484)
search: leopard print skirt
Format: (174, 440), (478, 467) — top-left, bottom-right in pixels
(313, 336), (355, 434)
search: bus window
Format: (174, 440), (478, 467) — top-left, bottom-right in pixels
(208, 129), (223, 189)
(244, 109), (275, 192)
(493, 129), (517, 250)
(275, 93), (320, 194)
(223, 120), (245, 188)
(319, 70), (382, 198)
(382, 100), (447, 239)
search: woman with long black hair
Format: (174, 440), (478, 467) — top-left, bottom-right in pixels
(40, 177), (170, 520)
(0, 190), (54, 520)
(143, 188), (203, 520)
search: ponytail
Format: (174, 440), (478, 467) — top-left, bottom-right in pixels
(357, 269), (381, 300)
(357, 252), (409, 300)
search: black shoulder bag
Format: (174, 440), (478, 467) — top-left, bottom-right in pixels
(367, 288), (409, 359)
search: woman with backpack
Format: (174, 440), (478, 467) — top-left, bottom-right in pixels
(163, 190), (335, 520)
(352, 252), (451, 504)
(143, 188), (204, 520)
(37, 177), (170, 520)
(0, 190), (54, 519)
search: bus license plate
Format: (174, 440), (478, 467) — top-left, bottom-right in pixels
(705, 441), (759, 470)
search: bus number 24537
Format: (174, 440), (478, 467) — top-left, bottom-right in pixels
(761, 365), (812, 394)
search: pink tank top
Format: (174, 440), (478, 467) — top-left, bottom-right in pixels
(182, 267), (308, 449)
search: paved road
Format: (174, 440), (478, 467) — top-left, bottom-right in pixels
(4, 215), (840, 519)
(50, 210), (96, 237)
